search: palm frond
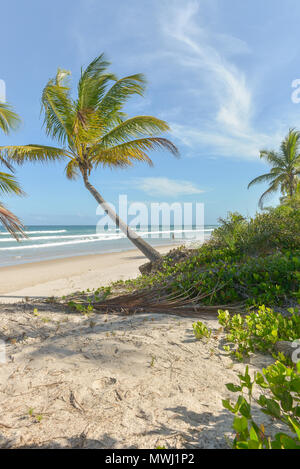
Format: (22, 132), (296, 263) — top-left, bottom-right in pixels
(247, 172), (277, 189)
(0, 102), (21, 135)
(90, 137), (179, 168)
(0, 145), (71, 164)
(280, 128), (300, 164)
(80, 54), (111, 81)
(41, 71), (75, 146)
(65, 158), (80, 180)
(0, 172), (24, 196)
(101, 116), (170, 146)
(0, 203), (26, 240)
(98, 74), (146, 121)
(258, 181), (280, 209)
(0, 154), (15, 172)
(259, 150), (285, 168)
(77, 54), (116, 111)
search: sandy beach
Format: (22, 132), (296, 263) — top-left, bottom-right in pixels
(0, 302), (275, 449)
(0, 245), (278, 449)
(0, 246), (174, 302)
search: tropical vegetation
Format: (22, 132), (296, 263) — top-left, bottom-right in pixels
(117, 206), (300, 309)
(90, 203), (299, 449)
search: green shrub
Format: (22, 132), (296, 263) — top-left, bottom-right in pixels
(192, 321), (212, 340)
(218, 306), (300, 361)
(211, 206), (300, 254)
(223, 362), (300, 449)
(109, 207), (300, 309)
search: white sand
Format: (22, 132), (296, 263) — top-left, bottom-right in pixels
(0, 302), (275, 449)
(0, 246), (174, 302)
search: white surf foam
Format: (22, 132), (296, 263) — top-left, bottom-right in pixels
(0, 229), (67, 236)
(0, 236), (124, 251)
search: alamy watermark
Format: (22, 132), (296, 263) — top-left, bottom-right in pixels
(0, 79), (6, 103)
(96, 195), (205, 242)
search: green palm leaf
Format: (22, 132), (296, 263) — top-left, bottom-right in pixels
(0, 144), (72, 164)
(90, 137), (178, 168)
(65, 158), (80, 180)
(42, 71), (75, 146)
(0, 172), (24, 196)
(247, 172), (277, 189)
(77, 54), (116, 111)
(101, 116), (170, 146)
(0, 102), (20, 135)
(98, 74), (146, 126)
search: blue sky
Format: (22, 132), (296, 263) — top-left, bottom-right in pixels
(1, 0), (300, 225)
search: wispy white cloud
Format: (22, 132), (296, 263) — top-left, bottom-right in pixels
(69, 0), (294, 162)
(136, 177), (204, 197)
(161, 1), (252, 134)
(170, 122), (284, 160)
(160, 1), (284, 160)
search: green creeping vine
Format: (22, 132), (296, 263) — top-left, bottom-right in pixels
(218, 306), (300, 362)
(223, 362), (300, 449)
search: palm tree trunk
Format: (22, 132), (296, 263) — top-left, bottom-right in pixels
(81, 170), (162, 262)
(289, 174), (295, 198)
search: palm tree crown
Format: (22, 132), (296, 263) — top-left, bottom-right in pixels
(248, 128), (300, 209)
(0, 54), (178, 259)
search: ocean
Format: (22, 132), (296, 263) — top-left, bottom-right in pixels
(0, 225), (216, 267)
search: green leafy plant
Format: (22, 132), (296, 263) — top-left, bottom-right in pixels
(193, 321), (212, 340)
(67, 301), (94, 315)
(218, 306), (300, 361)
(223, 362), (300, 449)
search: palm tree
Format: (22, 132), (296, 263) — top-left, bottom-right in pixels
(0, 102), (25, 239)
(248, 129), (300, 209)
(0, 55), (178, 261)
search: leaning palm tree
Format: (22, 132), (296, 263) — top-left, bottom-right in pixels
(248, 129), (300, 209)
(0, 102), (25, 239)
(0, 55), (178, 261)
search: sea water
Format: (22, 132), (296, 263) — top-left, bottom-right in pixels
(0, 225), (215, 267)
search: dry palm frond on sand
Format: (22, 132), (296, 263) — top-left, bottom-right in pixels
(62, 285), (245, 317)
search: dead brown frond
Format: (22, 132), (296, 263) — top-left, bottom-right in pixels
(64, 285), (245, 318)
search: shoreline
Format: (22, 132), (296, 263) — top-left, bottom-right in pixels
(0, 244), (178, 301)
